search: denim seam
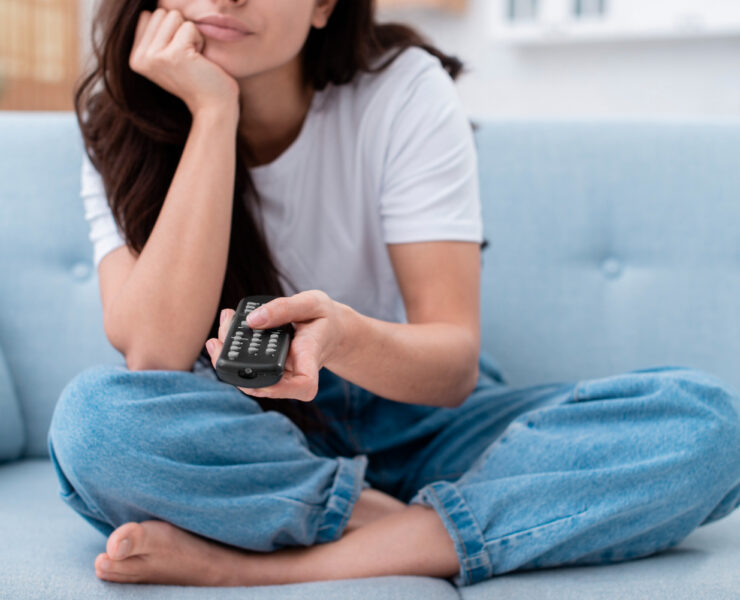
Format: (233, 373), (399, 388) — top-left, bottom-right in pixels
(423, 481), (493, 586)
(315, 454), (368, 544)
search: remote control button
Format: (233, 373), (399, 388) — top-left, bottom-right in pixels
(248, 349), (258, 355)
(228, 351), (239, 360)
(234, 332), (243, 338)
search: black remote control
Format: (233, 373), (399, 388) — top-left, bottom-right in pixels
(215, 295), (294, 388)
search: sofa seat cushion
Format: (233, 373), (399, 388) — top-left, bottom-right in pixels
(2, 459), (739, 599)
(0, 459), (459, 599)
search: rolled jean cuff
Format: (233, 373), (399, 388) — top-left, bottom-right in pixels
(409, 480), (493, 587)
(315, 454), (369, 544)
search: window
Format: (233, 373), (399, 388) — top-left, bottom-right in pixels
(0, 0), (79, 110)
(491, 0), (740, 45)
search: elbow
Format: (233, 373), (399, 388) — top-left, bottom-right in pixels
(125, 348), (195, 372)
(450, 362), (479, 408)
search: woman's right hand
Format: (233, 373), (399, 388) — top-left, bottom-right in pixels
(129, 8), (240, 117)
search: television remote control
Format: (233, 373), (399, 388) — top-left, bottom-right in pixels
(215, 295), (294, 388)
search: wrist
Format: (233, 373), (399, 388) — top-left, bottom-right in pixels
(192, 103), (239, 129)
(325, 301), (358, 371)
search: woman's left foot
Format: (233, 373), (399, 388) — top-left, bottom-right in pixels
(96, 520), (259, 586)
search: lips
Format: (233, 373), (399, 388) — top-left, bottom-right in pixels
(195, 22), (250, 41)
(194, 14), (251, 34)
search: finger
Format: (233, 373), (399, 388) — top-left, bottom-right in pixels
(206, 337), (222, 368)
(170, 20), (205, 54)
(246, 291), (326, 329)
(249, 339), (319, 401)
(137, 8), (168, 55)
(218, 309), (236, 342)
(290, 341), (320, 401)
(131, 10), (152, 58)
(149, 9), (185, 54)
(246, 371), (316, 402)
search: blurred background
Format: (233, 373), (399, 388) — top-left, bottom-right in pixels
(0, 0), (739, 118)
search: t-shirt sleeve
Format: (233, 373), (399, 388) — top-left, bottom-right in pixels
(81, 151), (126, 268)
(378, 55), (483, 244)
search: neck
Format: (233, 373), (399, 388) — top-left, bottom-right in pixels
(237, 55), (314, 167)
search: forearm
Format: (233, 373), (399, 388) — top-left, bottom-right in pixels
(325, 303), (479, 408)
(110, 107), (238, 371)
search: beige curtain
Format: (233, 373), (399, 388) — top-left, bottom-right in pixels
(0, 0), (78, 110)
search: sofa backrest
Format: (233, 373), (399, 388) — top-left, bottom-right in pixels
(0, 112), (123, 460)
(1, 111), (739, 460)
(474, 118), (740, 392)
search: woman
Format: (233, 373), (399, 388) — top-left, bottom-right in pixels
(48, 0), (740, 589)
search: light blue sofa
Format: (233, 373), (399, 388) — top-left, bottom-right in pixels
(1, 111), (739, 599)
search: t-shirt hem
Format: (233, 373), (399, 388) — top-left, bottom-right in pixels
(382, 223), (484, 244)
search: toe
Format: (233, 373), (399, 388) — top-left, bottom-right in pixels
(94, 552), (111, 571)
(106, 521), (144, 560)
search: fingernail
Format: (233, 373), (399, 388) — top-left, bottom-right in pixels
(206, 340), (216, 353)
(220, 309), (228, 324)
(248, 308), (266, 327)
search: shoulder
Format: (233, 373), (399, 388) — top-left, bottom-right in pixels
(325, 46), (463, 161)
(319, 46), (458, 121)
(352, 46), (456, 110)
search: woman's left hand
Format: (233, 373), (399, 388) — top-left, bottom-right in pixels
(205, 290), (347, 402)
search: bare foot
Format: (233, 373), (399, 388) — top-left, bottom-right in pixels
(95, 488), (407, 585)
(95, 520), (261, 586)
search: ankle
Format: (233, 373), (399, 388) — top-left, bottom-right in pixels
(346, 488), (407, 532)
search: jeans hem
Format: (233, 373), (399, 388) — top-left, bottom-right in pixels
(315, 454), (369, 544)
(409, 480), (493, 587)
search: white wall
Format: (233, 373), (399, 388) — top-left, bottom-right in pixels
(378, 0), (740, 120)
(78, 0), (740, 120)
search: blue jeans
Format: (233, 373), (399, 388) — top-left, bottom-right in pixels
(47, 351), (740, 587)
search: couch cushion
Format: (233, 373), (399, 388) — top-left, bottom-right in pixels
(0, 343), (24, 461)
(460, 512), (740, 600)
(2, 459), (739, 598)
(476, 119), (740, 393)
(0, 459), (461, 599)
(0, 111), (124, 459)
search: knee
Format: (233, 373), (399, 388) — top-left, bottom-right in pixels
(49, 365), (128, 442)
(657, 368), (740, 487)
(48, 364), (135, 479)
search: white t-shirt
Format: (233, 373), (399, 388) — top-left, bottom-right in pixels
(81, 46), (483, 370)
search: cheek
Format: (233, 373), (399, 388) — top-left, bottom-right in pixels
(270, 1), (315, 46)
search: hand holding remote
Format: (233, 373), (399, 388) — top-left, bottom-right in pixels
(204, 291), (348, 403)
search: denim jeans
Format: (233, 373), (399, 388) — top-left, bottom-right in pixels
(47, 350), (740, 587)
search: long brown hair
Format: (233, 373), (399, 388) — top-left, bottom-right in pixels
(75, 0), (483, 441)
